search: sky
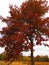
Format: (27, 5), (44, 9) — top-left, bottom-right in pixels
(0, 0), (49, 57)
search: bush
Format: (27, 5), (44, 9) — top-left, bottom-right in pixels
(0, 53), (6, 61)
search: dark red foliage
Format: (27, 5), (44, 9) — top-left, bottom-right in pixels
(0, 0), (49, 61)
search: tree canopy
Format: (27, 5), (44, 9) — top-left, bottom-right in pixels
(0, 0), (49, 63)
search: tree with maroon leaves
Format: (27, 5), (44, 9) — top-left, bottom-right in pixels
(0, 0), (49, 65)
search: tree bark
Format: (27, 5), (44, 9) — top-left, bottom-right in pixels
(30, 45), (34, 65)
(29, 37), (34, 65)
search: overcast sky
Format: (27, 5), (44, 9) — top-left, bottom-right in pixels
(0, 0), (49, 57)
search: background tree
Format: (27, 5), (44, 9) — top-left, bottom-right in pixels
(0, 0), (49, 65)
(34, 55), (49, 62)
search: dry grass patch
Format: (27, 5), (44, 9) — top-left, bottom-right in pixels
(35, 62), (49, 65)
(0, 61), (49, 65)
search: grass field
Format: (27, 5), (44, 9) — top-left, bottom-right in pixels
(0, 61), (49, 65)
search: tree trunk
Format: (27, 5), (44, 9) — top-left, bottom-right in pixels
(29, 37), (34, 65)
(28, 0), (34, 64)
(30, 45), (34, 65)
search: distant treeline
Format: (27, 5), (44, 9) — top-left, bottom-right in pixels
(19, 55), (49, 62)
(0, 53), (49, 62)
(34, 55), (49, 62)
